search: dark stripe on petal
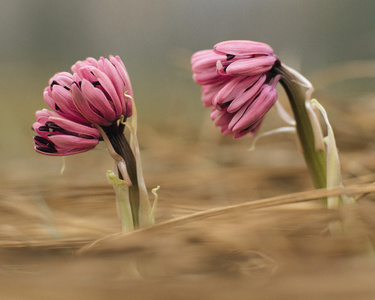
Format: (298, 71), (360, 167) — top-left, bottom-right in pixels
(34, 135), (55, 147)
(38, 126), (50, 132)
(226, 54), (235, 61)
(36, 146), (58, 153)
(45, 121), (62, 131)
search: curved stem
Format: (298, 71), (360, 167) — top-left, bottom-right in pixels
(274, 65), (327, 189)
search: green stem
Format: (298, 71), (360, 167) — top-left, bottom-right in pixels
(104, 124), (140, 228)
(115, 181), (135, 232)
(275, 65), (327, 190)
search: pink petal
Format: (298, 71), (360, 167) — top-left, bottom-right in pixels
(214, 110), (234, 127)
(225, 56), (276, 76)
(100, 57), (126, 102)
(43, 88), (57, 111)
(232, 85), (278, 133)
(48, 72), (74, 88)
(51, 85), (88, 124)
(193, 71), (223, 86)
(227, 98), (252, 131)
(49, 116), (101, 139)
(77, 67), (98, 83)
(87, 67), (122, 119)
(124, 97), (133, 118)
(49, 135), (98, 149)
(71, 57), (98, 74)
(191, 50), (212, 65)
(227, 74), (266, 113)
(33, 122), (49, 138)
(233, 119), (263, 139)
(212, 76), (243, 106)
(35, 108), (55, 119)
(71, 83), (112, 126)
(81, 79), (117, 122)
(214, 40), (274, 56)
(210, 107), (222, 120)
(213, 75), (263, 107)
(191, 50), (226, 73)
(109, 55), (134, 100)
(202, 89), (218, 107)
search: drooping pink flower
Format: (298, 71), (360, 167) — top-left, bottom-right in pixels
(191, 40), (281, 138)
(33, 109), (100, 156)
(43, 55), (133, 127)
(34, 55), (134, 156)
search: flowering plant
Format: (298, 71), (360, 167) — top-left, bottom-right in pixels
(33, 56), (158, 231)
(192, 40), (350, 207)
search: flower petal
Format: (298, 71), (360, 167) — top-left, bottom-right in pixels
(49, 116), (101, 138)
(227, 74), (266, 113)
(48, 72), (74, 88)
(87, 67), (122, 119)
(214, 40), (274, 56)
(71, 83), (112, 126)
(231, 85), (278, 133)
(224, 56), (276, 76)
(191, 50), (226, 73)
(51, 85), (89, 124)
(49, 134), (99, 149)
(110, 55), (133, 99)
(99, 57), (127, 110)
(80, 79), (117, 122)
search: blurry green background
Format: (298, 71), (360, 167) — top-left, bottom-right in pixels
(1, 0), (375, 175)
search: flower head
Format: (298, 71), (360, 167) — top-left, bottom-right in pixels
(71, 56), (133, 126)
(191, 40), (281, 138)
(35, 55), (133, 156)
(33, 109), (100, 156)
(43, 55), (133, 127)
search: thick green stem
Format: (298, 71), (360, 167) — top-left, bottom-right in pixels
(104, 124), (140, 228)
(275, 65), (327, 189)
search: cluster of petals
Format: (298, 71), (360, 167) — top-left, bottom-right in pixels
(33, 109), (100, 156)
(34, 55), (133, 155)
(191, 40), (281, 138)
(44, 55), (133, 127)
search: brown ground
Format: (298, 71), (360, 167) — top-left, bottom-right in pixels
(1, 68), (375, 299)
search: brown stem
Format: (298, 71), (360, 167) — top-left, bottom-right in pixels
(103, 124), (140, 228)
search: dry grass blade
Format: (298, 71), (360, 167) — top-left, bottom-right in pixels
(76, 184), (375, 255)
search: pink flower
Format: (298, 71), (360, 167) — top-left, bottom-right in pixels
(71, 56), (133, 126)
(43, 55), (133, 127)
(33, 109), (100, 156)
(34, 55), (134, 156)
(191, 40), (281, 138)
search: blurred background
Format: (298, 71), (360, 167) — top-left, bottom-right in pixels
(1, 0), (375, 180)
(1, 2), (375, 298)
